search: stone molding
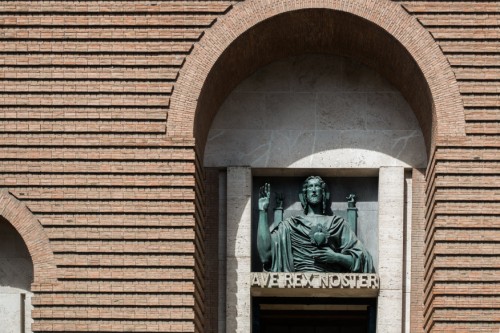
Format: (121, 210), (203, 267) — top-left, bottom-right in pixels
(0, 190), (58, 284)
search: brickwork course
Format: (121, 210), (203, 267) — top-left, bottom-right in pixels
(0, 0), (498, 332)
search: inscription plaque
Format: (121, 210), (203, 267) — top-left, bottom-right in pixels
(251, 272), (380, 297)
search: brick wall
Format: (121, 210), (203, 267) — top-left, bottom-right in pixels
(423, 140), (500, 332)
(0, 2), (237, 332)
(411, 169), (426, 333)
(0, 1), (498, 332)
(397, 3), (499, 331)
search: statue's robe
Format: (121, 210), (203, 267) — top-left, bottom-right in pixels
(265, 215), (374, 273)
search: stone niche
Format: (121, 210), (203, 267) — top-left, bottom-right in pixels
(0, 220), (34, 333)
(205, 54), (421, 333)
(204, 54), (426, 169)
(251, 176), (378, 272)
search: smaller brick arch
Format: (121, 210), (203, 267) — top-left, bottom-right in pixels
(168, 0), (466, 158)
(0, 190), (57, 284)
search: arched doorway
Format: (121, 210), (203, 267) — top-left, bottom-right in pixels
(167, 1), (466, 332)
(203, 53), (424, 333)
(0, 191), (58, 333)
(0, 219), (34, 333)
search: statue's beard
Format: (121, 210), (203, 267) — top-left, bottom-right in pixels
(307, 194), (322, 205)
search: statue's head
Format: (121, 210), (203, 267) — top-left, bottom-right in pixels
(299, 176), (330, 214)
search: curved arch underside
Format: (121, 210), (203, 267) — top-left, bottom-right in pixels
(169, 0), (465, 159)
(0, 190), (57, 284)
(204, 54), (428, 169)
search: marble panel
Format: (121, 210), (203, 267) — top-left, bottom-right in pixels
(365, 93), (419, 130)
(226, 223), (252, 259)
(206, 129), (426, 168)
(226, 168), (252, 333)
(310, 147), (373, 168)
(316, 93), (367, 130)
(337, 130), (426, 167)
(205, 55), (427, 169)
(338, 130), (422, 157)
(266, 130), (315, 167)
(211, 93), (267, 130)
(377, 289), (403, 333)
(0, 293), (21, 333)
(264, 93), (317, 130)
(226, 258), (251, 294)
(289, 55), (343, 92)
(379, 227), (404, 244)
(25, 294), (33, 333)
(310, 130), (426, 168)
(205, 129), (272, 167)
(226, 170), (251, 259)
(378, 259), (404, 290)
(377, 167), (404, 333)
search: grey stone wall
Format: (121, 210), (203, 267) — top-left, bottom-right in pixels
(204, 55), (426, 169)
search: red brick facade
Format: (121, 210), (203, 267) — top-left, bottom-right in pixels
(0, 0), (498, 332)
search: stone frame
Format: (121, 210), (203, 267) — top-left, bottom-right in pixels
(225, 167), (412, 333)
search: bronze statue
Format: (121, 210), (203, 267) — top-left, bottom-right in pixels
(257, 176), (374, 273)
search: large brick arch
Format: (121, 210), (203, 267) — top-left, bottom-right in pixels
(0, 190), (57, 284)
(168, 0), (465, 156)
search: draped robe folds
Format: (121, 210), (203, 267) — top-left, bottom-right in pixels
(265, 215), (374, 273)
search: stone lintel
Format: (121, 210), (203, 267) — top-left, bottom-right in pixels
(250, 273), (379, 298)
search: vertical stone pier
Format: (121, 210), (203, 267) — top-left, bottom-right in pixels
(226, 167), (252, 333)
(377, 167), (405, 333)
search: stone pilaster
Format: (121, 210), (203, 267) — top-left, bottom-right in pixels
(377, 167), (405, 333)
(226, 167), (252, 333)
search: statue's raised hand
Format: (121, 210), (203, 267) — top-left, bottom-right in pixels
(258, 183), (271, 211)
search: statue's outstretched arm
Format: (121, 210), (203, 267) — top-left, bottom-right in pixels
(257, 183), (272, 266)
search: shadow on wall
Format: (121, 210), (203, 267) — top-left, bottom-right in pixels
(204, 55), (427, 169)
(0, 219), (33, 291)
